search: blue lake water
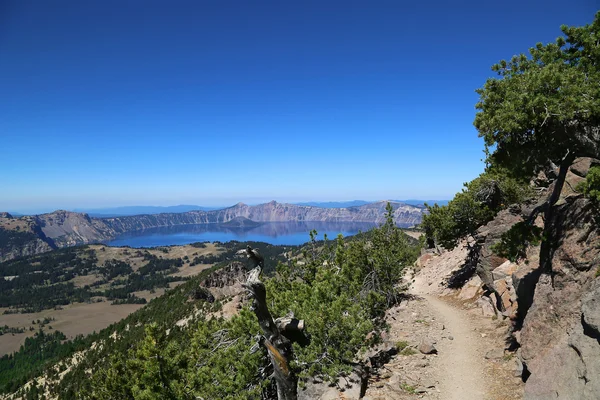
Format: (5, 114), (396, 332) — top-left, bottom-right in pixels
(105, 221), (382, 247)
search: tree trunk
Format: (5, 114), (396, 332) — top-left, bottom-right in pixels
(244, 268), (298, 400)
(539, 151), (576, 278)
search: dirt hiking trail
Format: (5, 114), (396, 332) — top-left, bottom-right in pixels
(364, 247), (523, 400)
(418, 293), (487, 400)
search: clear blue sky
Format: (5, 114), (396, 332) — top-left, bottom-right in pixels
(0, 0), (597, 213)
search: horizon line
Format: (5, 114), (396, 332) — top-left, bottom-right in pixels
(4, 199), (451, 216)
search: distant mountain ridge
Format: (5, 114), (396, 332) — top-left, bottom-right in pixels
(296, 200), (449, 208)
(294, 200), (371, 208)
(395, 199), (449, 207)
(0, 200), (424, 262)
(74, 204), (221, 217)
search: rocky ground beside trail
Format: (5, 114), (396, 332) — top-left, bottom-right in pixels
(301, 156), (600, 399)
(362, 291), (523, 400)
(300, 240), (525, 400)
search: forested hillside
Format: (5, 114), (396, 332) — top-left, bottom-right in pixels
(0, 240), (294, 396)
(2, 206), (420, 399)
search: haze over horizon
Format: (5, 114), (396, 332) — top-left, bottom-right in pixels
(6, 199), (445, 216)
(1, 1), (596, 213)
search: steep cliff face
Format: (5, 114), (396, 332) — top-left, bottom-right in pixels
(449, 158), (600, 399)
(34, 210), (114, 246)
(101, 200), (422, 232)
(0, 211), (113, 262)
(0, 214), (54, 262)
(423, 158), (600, 399)
(0, 236), (54, 263)
(200, 200), (422, 225)
(520, 196), (600, 400)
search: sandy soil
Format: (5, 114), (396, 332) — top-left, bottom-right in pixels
(364, 290), (522, 400)
(408, 268), (488, 399)
(419, 294), (487, 400)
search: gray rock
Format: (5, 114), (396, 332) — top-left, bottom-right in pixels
(421, 379), (437, 388)
(476, 296), (497, 317)
(492, 260), (518, 281)
(513, 357), (523, 378)
(418, 339), (437, 354)
(520, 196), (600, 400)
(484, 348), (504, 360)
(582, 280), (600, 335)
(570, 157), (600, 178)
(388, 373), (401, 386)
(458, 275), (483, 300)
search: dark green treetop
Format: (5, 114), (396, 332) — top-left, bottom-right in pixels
(474, 12), (600, 175)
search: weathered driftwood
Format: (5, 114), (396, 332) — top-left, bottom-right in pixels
(244, 267), (298, 400)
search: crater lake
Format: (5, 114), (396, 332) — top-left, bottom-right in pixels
(104, 221), (384, 247)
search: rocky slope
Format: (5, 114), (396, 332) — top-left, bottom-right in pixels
(468, 158), (600, 400)
(0, 213), (55, 262)
(0, 201), (423, 262)
(415, 157), (600, 400)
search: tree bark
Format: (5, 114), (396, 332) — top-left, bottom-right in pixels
(243, 268), (298, 400)
(538, 151), (576, 278)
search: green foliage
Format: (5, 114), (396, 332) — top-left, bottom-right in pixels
(421, 170), (532, 249)
(401, 383), (417, 394)
(396, 340), (409, 351)
(474, 13), (600, 177)
(85, 300), (269, 399)
(399, 347), (417, 356)
(189, 241), (291, 275)
(80, 209), (419, 398)
(184, 310), (267, 399)
(577, 166), (600, 203)
(266, 205), (418, 382)
(491, 222), (543, 261)
(0, 246), (188, 312)
(395, 340), (417, 355)
(90, 323), (189, 399)
(0, 330), (86, 394)
(0, 228), (39, 248)
(0, 325), (25, 336)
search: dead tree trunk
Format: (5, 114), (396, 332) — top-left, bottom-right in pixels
(244, 267), (298, 400)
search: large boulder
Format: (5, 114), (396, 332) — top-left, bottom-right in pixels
(418, 338), (437, 354)
(569, 157), (600, 178)
(492, 260), (518, 281)
(458, 275), (483, 300)
(582, 280), (600, 335)
(521, 196), (600, 399)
